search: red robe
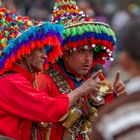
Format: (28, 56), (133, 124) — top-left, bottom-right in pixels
(0, 64), (69, 140)
(37, 63), (116, 140)
(37, 64), (114, 140)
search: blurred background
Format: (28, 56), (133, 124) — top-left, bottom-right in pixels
(1, 0), (140, 82)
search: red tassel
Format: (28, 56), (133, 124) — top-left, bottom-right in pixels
(17, 49), (22, 60)
(78, 40), (83, 46)
(10, 53), (16, 63)
(46, 36), (53, 46)
(91, 37), (96, 44)
(36, 41), (41, 48)
(98, 59), (106, 64)
(53, 36), (60, 47)
(5, 58), (12, 71)
(25, 44), (31, 55)
(30, 41), (35, 49)
(21, 45), (26, 56)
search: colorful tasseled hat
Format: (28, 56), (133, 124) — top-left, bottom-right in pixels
(52, 0), (116, 64)
(0, 7), (63, 75)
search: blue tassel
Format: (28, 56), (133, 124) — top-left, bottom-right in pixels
(45, 46), (53, 55)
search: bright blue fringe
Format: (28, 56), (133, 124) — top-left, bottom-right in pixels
(0, 22), (64, 69)
(62, 32), (115, 46)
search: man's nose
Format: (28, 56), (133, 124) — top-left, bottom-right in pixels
(42, 54), (48, 60)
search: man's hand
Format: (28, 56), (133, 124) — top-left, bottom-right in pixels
(113, 71), (126, 96)
(68, 70), (103, 108)
(80, 70), (102, 96)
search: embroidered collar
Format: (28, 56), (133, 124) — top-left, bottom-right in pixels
(58, 59), (84, 86)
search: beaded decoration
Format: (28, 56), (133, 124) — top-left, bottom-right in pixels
(52, 0), (116, 65)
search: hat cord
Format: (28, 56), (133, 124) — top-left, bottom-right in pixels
(25, 56), (38, 90)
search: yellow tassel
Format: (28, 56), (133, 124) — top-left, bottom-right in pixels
(46, 124), (51, 140)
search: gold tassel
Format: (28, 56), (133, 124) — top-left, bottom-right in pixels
(46, 124), (51, 140)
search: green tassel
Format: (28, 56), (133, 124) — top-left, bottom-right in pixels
(100, 25), (109, 35)
(58, 19), (64, 26)
(94, 46), (102, 52)
(0, 38), (6, 45)
(56, 1), (76, 7)
(94, 24), (101, 34)
(87, 24), (94, 32)
(71, 27), (77, 36)
(5, 31), (9, 37)
(109, 28), (116, 41)
(83, 24), (89, 32)
(63, 28), (71, 38)
(78, 25), (85, 35)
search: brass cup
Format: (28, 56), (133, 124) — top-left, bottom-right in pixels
(62, 107), (82, 129)
(90, 93), (105, 105)
(99, 80), (113, 96)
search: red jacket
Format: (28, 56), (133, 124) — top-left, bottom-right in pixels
(37, 63), (116, 140)
(0, 64), (69, 140)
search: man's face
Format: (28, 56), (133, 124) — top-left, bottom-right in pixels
(27, 48), (46, 72)
(64, 47), (93, 76)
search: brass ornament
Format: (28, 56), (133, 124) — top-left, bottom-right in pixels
(99, 80), (113, 96)
(62, 107), (82, 129)
(47, 67), (72, 93)
(40, 122), (52, 140)
(90, 93), (105, 106)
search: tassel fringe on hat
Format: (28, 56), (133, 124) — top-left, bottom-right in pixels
(52, 0), (116, 64)
(0, 8), (64, 75)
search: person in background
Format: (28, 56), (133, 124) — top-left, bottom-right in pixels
(1, 0), (16, 11)
(0, 8), (102, 140)
(92, 18), (140, 140)
(37, 0), (126, 140)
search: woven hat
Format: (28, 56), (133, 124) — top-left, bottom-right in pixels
(0, 7), (63, 75)
(52, 0), (116, 64)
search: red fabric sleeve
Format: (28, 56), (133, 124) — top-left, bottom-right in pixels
(0, 74), (69, 123)
(37, 73), (61, 97)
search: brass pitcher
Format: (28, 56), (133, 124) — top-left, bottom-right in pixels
(63, 107), (82, 129)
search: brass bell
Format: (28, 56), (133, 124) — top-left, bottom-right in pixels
(62, 107), (82, 129)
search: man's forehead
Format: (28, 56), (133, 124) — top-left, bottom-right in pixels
(78, 45), (93, 50)
(66, 44), (95, 53)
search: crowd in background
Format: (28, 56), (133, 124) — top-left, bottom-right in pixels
(1, 0), (140, 81)
(1, 0), (140, 30)
(1, 1), (140, 140)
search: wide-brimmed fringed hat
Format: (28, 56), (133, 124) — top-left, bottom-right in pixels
(0, 7), (63, 75)
(52, 0), (116, 65)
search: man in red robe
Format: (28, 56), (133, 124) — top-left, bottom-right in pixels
(0, 8), (102, 140)
(37, 0), (126, 140)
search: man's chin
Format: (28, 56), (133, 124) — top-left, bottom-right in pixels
(36, 67), (43, 72)
(81, 70), (89, 76)
(31, 66), (43, 73)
